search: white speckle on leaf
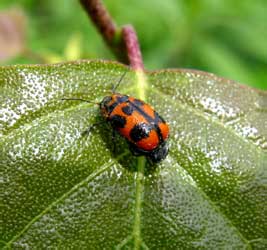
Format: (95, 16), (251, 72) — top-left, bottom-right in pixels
(200, 97), (237, 119)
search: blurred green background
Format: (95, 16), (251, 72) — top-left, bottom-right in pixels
(0, 0), (266, 90)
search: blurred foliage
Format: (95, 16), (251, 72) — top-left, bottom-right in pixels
(0, 0), (266, 90)
(0, 9), (26, 61)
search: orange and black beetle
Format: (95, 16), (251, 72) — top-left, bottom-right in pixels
(100, 93), (169, 163)
(62, 74), (170, 163)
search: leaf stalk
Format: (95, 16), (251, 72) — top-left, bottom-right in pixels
(80, 0), (144, 70)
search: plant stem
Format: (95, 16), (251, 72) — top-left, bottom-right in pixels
(80, 0), (144, 70)
(122, 25), (144, 70)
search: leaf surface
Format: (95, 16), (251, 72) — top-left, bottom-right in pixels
(1, 60), (266, 249)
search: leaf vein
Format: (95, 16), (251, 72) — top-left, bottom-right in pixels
(5, 157), (122, 247)
(169, 153), (252, 248)
(152, 88), (264, 153)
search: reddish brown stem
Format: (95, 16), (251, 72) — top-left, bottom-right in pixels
(80, 0), (144, 70)
(122, 25), (144, 70)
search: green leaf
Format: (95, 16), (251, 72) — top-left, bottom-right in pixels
(1, 60), (266, 249)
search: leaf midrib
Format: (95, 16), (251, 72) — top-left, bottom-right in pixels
(133, 156), (145, 249)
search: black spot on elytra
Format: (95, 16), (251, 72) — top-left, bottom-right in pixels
(130, 123), (151, 142)
(122, 105), (134, 115)
(117, 95), (129, 103)
(109, 115), (126, 128)
(133, 99), (144, 107)
(107, 102), (118, 114)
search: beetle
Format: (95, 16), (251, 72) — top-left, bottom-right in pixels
(62, 73), (170, 163)
(99, 93), (169, 163)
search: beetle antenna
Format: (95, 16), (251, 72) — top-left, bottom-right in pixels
(112, 71), (127, 93)
(61, 98), (100, 105)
